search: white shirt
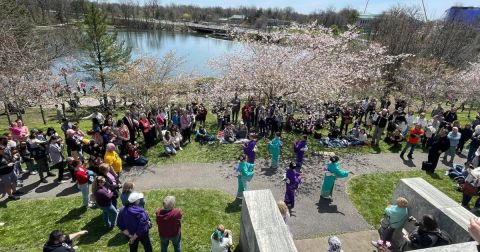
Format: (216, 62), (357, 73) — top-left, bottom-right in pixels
(415, 117), (428, 128)
(211, 233), (233, 252)
(406, 114), (415, 126)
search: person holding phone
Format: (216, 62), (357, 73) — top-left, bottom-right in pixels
(211, 224), (233, 252)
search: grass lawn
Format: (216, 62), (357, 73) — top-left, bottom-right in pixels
(0, 106), (476, 165)
(347, 170), (462, 227)
(0, 189), (241, 251)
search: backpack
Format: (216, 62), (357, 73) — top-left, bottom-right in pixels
(429, 230), (452, 247)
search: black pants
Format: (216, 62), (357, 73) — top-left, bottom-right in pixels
(232, 109), (239, 123)
(427, 150), (442, 171)
(457, 140), (467, 153)
(129, 232), (152, 252)
(52, 161), (65, 181)
(36, 157), (49, 179)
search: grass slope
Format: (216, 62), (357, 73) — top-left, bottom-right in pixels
(347, 170), (461, 227)
(0, 189), (241, 251)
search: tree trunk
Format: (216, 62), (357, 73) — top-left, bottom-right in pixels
(468, 101), (473, 119)
(73, 108), (78, 122)
(4, 102), (11, 125)
(39, 105), (47, 124)
(62, 102), (66, 117)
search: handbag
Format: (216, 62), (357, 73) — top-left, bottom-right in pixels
(461, 182), (479, 197)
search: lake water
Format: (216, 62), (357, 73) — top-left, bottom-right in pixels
(53, 30), (241, 84)
(117, 30), (241, 76)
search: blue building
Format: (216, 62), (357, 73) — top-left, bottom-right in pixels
(445, 6), (480, 25)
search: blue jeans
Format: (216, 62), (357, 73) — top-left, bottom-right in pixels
(100, 204), (118, 228)
(160, 233), (181, 252)
(78, 183), (90, 206)
(164, 145), (176, 155)
(129, 157), (148, 166)
(401, 142), (416, 156)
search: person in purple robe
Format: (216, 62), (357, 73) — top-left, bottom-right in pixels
(294, 135), (308, 169)
(284, 163), (302, 209)
(243, 134), (257, 164)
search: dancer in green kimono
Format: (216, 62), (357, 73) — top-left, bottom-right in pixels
(268, 132), (283, 169)
(320, 156), (352, 199)
(236, 154), (255, 199)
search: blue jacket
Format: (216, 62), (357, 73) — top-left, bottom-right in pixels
(447, 132), (461, 147)
(117, 205), (151, 236)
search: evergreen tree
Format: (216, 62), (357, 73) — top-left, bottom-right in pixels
(82, 4), (131, 106)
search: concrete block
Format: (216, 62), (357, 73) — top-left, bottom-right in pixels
(413, 241), (478, 252)
(239, 189), (298, 252)
(392, 178), (476, 243)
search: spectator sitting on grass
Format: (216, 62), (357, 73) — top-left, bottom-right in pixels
(196, 126), (215, 145)
(126, 142), (148, 166)
(235, 122), (248, 140)
(223, 123), (236, 144)
(43, 229), (88, 252)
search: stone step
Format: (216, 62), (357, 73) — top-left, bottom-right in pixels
(294, 230), (379, 252)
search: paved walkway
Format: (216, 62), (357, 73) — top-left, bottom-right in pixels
(14, 150), (466, 242)
(294, 230), (379, 252)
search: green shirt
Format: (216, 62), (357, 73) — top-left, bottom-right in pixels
(384, 204), (408, 229)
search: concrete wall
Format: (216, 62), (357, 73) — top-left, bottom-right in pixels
(239, 189), (298, 252)
(392, 177), (477, 250)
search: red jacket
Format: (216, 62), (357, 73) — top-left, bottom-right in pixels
(407, 127), (424, 144)
(74, 166), (89, 185)
(156, 208), (182, 238)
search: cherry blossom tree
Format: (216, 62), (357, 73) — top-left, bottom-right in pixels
(396, 57), (455, 112)
(109, 53), (198, 108)
(455, 62), (480, 116)
(209, 24), (401, 105)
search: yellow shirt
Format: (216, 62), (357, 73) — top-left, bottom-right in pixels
(104, 151), (122, 174)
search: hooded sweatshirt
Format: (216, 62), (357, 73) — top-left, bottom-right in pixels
(117, 205), (151, 237)
(43, 237), (74, 252)
(156, 208), (182, 238)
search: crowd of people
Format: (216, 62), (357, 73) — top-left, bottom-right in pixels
(4, 95), (480, 251)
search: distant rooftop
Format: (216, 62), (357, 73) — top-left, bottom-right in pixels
(445, 6), (480, 25)
(358, 13), (378, 20)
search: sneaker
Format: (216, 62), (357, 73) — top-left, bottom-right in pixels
(40, 178), (48, 183)
(30, 171), (38, 175)
(371, 241), (379, 247)
(179, 147), (183, 151)
(57, 180), (67, 184)
(47, 172), (56, 177)
(8, 195), (20, 200)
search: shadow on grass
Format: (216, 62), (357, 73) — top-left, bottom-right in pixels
(225, 198), (242, 213)
(316, 197), (345, 215)
(77, 215), (111, 245)
(56, 206), (87, 224)
(426, 172), (441, 180)
(56, 184), (79, 197)
(107, 232), (128, 247)
(371, 145), (381, 154)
